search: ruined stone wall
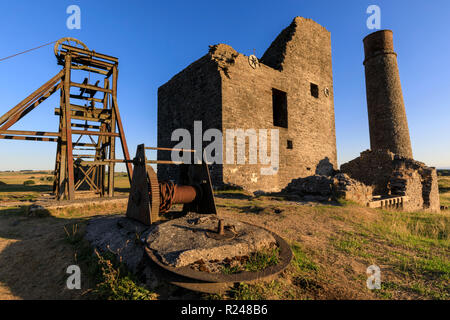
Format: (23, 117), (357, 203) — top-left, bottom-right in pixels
(220, 17), (337, 192)
(280, 173), (373, 205)
(332, 173), (374, 205)
(388, 158), (441, 212)
(388, 167), (424, 211)
(421, 167), (441, 212)
(158, 17), (337, 192)
(340, 149), (395, 195)
(341, 149), (440, 212)
(157, 55), (223, 184)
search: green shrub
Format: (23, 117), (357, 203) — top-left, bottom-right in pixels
(23, 180), (35, 185)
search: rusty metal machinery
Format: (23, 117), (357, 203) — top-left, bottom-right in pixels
(126, 144), (217, 225)
(126, 145), (292, 294)
(144, 225), (293, 294)
(0, 37), (132, 200)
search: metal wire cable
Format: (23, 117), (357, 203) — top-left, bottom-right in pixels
(0, 40), (56, 62)
(158, 181), (176, 213)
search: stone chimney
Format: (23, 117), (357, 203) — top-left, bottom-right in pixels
(363, 30), (413, 159)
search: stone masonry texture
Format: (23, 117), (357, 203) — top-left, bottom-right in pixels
(363, 30), (413, 159)
(339, 30), (440, 212)
(158, 17), (337, 192)
(341, 149), (440, 212)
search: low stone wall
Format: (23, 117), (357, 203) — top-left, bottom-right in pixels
(388, 157), (440, 212)
(340, 149), (395, 195)
(389, 168), (424, 211)
(341, 149), (440, 212)
(282, 175), (333, 201)
(332, 173), (373, 204)
(281, 173), (373, 205)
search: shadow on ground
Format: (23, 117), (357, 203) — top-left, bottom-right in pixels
(0, 207), (199, 300)
(214, 192), (253, 200)
(0, 184), (52, 193)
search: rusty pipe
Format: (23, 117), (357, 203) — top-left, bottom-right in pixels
(172, 185), (198, 204)
(157, 181), (200, 213)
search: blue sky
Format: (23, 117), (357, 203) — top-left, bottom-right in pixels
(0, 0), (449, 171)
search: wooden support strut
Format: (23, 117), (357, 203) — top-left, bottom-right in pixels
(0, 70), (64, 126)
(0, 38), (132, 201)
(64, 54), (75, 200)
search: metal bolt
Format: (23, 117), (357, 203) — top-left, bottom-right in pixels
(217, 219), (224, 235)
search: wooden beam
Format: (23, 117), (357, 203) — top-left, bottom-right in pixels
(64, 55), (75, 200)
(60, 44), (119, 63)
(0, 82), (62, 131)
(71, 82), (112, 94)
(0, 135), (58, 142)
(0, 70), (64, 126)
(72, 142), (101, 147)
(111, 66), (133, 185)
(70, 65), (109, 75)
(70, 94), (103, 103)
(54, 108), (111, 121)
(146, 160), (183, 164)
(145, 146), (195, 152)
(71, 123), (100, 130)
(0, 130), (60, 137)
(71, 130), (119, 137)
(72, 57), (113, 71)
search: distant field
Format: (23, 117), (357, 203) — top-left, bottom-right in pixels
(0, 171), (130, 202)
(438, 172), (450, 207)
(2, 170), (447, 206)
(437, 169), (450, 177)
(0, 171), (53, 202)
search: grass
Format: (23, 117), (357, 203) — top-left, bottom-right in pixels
(218, 175), (450, 300)
(1, 171), (449, 300)
(0, 170), (130, 202)
(221, 264), (242, 275)
(438, 175), (450, 206)
(63, 222), (156, 300)
(351, 208), (450, 299)
(92, 250), (156, 300)
(291, 242), (319, 272)
(367, 210), (449, 248)
(244, 248), (280, 272)
(229, 281), (287, 300)
(220, 247), (280, 274)
(334, 235), (366, 254)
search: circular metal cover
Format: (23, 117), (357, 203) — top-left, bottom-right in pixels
(145, 221), (293, 294)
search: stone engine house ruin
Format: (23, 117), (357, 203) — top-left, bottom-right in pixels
(158, 17), (337, 192)
(157, 17), (440, 212)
